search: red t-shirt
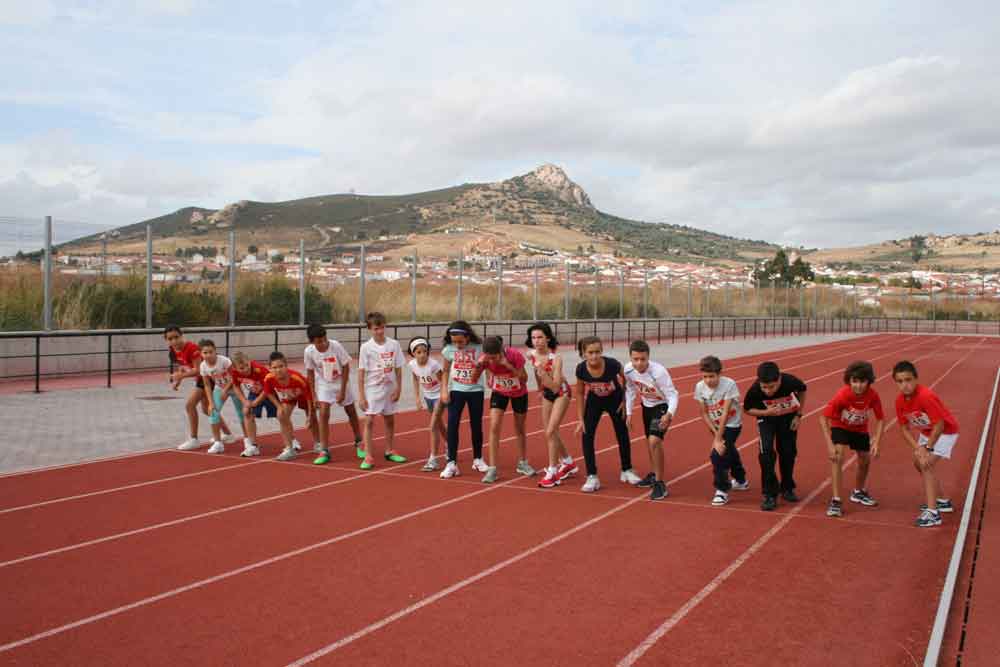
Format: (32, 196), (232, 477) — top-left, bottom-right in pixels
(895, 385), (959, 437)
(263, 369), (313, 405)
(483, 347), (528, 397)
(231, 361), (270, 396)
(823, 385), (884, 433)
(171, 341), (202, 370)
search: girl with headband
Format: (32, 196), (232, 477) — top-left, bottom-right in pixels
(439, 320), (487, 479)
(406, 337), (447, 471)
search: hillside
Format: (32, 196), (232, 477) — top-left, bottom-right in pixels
(805, 232), (1000, 271)
(62, 164), (778, 264)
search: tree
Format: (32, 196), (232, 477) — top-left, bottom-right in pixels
(910, 235), (927, 263)
(752, 249), (814, 286)
(247, 244), (258, 255)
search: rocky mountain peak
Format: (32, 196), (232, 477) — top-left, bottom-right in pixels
(506, 163), (593, 209)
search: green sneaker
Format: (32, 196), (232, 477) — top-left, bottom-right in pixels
(356, 446), (366, 460)
(384, 452), (408, 463)
(313, 450), (330, 465)
(360, 460), (374, 470)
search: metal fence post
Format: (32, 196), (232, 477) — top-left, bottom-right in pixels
(592, 265), (599, 320)
(359, 244), (366, 323)
(101, 233), (107, 281)
(496, 255), (504, 320)
(564, 261), (570, 320)
(43, 216), (52, 330)
(666, 276), (672, 317)
(687, 275), (693, 317)
(410, 249), (418, 322)
(618, 271), (625, 319)
(532, 261), (539, 321)
(706, 281), (712, 318)
(457, 250), (464, 319)
(298, 239), (306, 325)
(643, 270), (649, 318)
(145, 223), (153, 329)
(229, 229), (237, 327)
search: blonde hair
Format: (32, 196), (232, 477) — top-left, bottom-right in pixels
(232, 351), (249, 365)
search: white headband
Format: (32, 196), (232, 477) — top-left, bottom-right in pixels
(409, 338), (430, 354)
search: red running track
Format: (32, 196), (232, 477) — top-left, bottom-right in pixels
(1, 333), (996, 665)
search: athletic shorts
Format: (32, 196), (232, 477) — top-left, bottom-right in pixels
(315, 381), (356, 407)
(425, 396), (439, 411)
(919, 432), (958, 459)
(246, 392), (277, 419)
(541, 381), (571, 403)
(195, 376), (205, 389)
(642, 403), (672, 439)
(490, 393), (529, 414)
(363, 394), (398, 416)
(831, 427), (871, 452)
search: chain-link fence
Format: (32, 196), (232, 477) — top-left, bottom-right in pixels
(2, 217), (998, 331)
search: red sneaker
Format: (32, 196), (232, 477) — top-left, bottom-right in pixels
(556, 461), (578, 481)
(538, 470), (560, 488)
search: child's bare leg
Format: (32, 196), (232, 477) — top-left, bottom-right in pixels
(185, 389), (201, 438)
(243, 412), (258, 441)
(278, 404), (295, 447)
(541, 400), (558, 468)
(345, 404), (362, 441)
(650, 437), (664, 480)
(514, 411), (528, 461)
(487, 408), (504, 466)
(855, 451), (871, 491)
(307, 410), (320, 446)
(383, 414), (396, 455)
(830, 445), (845, 499)
(433, 405), (446, 456)
(362, 415), (375, 463)
(550, 395), (571, 460)
(317, 403), (332, 449)
(928, 454), (946, 500)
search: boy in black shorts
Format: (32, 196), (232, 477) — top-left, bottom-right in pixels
(743, 361), (807, 511)
(818, 361), (885, 517)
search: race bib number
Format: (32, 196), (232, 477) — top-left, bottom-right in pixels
(840, 407), (868, 426)
(634, 381), (663, 401)
(241, 379), (262, 394)
(419, 373), (439, 389)
(763, 394), (800, 415)
(276, 387), (300, 401)
(211, 370), (231, 388)
(907, 411), (932, 429)
(589, 381), (616, 398)
(492, 375), (521, 393)
(707, 399), (734, 424)
(321, 357), (340, 382)
(452, 351), (478, 385)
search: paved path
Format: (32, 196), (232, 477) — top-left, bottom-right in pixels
(0, 334), (860, 474)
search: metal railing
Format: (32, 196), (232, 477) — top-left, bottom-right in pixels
(1, 316), (997, 393)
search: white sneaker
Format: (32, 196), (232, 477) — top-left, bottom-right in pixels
(472, 458), (489, 473)
(421, 456), (441, 472)
(276, 446), (296, 461)
(313, 441), (325, 453)
(620, 469), (643, 485)
(582, 475), (601, 493)
(440, 461), (460, 479)
(729, 478), (750, 491)
(240, 444), (261, 457)
(712, 490), (729, 506)
(292, 439), (302, 452)
(206, 441), (225, 454)
(178, 437), (200, 451)
(222, 434), (239, 445)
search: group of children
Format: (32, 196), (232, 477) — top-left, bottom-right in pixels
(165, 318), (959, 528)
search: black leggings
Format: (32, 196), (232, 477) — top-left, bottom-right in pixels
(581, 395), (633, 476)
(710, 426), (747, 491)
(447, 390), (484, 462)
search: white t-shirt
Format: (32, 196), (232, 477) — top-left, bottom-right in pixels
(694, 376), (742, 429)
(408, 357), (443, 399)
(623, 361), (679, 416)
(303, 340), (352, 388)
(199, 355), (233, 390)
(359, 337), (405, 400)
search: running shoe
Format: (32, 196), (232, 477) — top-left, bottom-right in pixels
(849, 489), (878, 507)
(761, 495), (777, 512)
(384, 451), (408, 463)
(421, 456), (441, 472)
(558, 458), (579, 478)
(206, 441), (225, 454)
(712, 490), (729, 506)
(472, 458), (490, 473)
(827, 498), (843, 517)
(650, 481), (668, 501)
(178, 437), (201, 451)
(222, 434), (239, 445)
(636, 472), (656, 488)
(620, 469), (643, 485)
(581, 475), (601, 493)
(538, 468), (560, 488)
(356, 446), (366, 460)
(360, 459), (374, 470)
(313, 441), (325, 454)
(920, 499), (955, 513)
(781, 489), (800, 503)
(276, 446), (296, 461)
(292, 439), (302, 452)
(515, 460), (536, 477)
(313, 449), (330, 465)
(729, 478), (750, 491)
(482, 466), (499, 483)
(440, 461), (460, 479)
(915, 509), (942, 528)
(240, 444), (261, 457)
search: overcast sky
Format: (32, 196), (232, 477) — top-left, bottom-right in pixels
(2, 0), (999, 249)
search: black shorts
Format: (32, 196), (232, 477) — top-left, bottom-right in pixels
(642, 403), (671, 439)
(195, 376), (205, 389)
(831, 427), (870, 452)
(490, 393), (529, 414)
(247, 392), (278, 419)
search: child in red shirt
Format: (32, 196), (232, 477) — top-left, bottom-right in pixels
(475, 335), (535, 483)
(819, 361), (885, 517)
(263, 351), (318, 462)
(893, 360), (959, 527)
(165, 324), (233, 450)
(229, 351), (278, 457)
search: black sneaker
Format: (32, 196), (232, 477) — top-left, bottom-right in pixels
(637, 472), (656, 488)
(781, 489), (799, 503)
(650, 480), (668, 501)
(920, 499), (954, 513)
(826, 498), (843, 517)
(849, 489), (878, 507)
(761, 495), (777, 511)
(915, 509), (942, 528)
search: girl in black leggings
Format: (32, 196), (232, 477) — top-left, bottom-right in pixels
(573, 336), (642, 492)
